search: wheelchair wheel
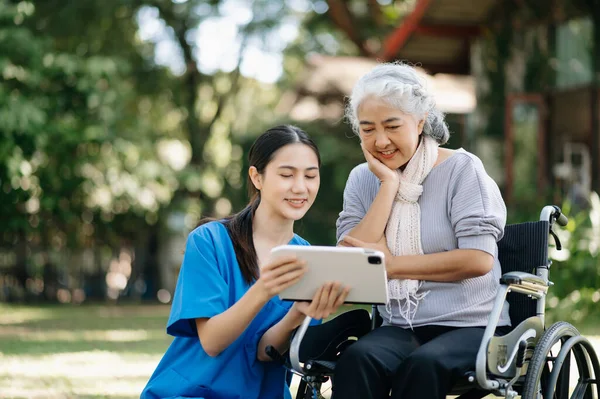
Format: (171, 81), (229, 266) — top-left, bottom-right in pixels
(521, 321), (600, 399)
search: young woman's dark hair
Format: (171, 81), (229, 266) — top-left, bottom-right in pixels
(208, 125), (320, 284)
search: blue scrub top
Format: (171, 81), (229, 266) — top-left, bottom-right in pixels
(141, 221), (310, 399)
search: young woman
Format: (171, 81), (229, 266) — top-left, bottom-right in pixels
(333, 63), (511, 398)
(142, 125), (349, 399)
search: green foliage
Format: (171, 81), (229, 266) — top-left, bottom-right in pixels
(476, 19), (513, 141)
(546, 192), (600, 325)
(2, 0), (356, 302)
(298, 0), (414, 57)
(0, 0), (178, 242)
(0, 0), (192, 302)
(6, 0), (596, 313)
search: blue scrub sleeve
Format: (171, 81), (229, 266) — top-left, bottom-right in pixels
(167, 227), (229, 337)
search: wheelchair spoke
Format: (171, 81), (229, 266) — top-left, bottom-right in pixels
(569, 379), (589, 399)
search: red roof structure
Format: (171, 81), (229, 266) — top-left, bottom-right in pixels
(381, 0), (498, 74)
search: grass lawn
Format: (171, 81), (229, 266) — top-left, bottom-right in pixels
(0, 303), (362, 398)
(0, 303), (172, 399)
(0, 303), (598, 399)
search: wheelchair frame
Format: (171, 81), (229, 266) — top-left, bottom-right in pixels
(280, 205), (600, 399)
(472, 206), (599, 398)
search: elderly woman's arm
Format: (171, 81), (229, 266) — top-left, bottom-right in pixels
(344, 180), (397, 243)
(386, 249), (493, 281)
(336, 157), (400, 244)
(341, 235), (493, 281)
(342, 154), (506, 282)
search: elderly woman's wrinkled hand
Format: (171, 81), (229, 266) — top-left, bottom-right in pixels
(341, 235), (393, 262)
(360, 143), (399, 188)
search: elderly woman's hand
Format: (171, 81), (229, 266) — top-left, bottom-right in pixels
(360, 143), (400, 188)
(341, 235), (393, 263)
(293, 282), (350, 320)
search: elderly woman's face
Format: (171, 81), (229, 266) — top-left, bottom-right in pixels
(357, 96), (425, 170)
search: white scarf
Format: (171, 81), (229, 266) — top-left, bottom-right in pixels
(385, 135), (439, 326)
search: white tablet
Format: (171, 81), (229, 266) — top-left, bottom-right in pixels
(272, 245), (389, 305)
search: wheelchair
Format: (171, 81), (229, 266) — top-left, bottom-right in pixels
(269, 205), (600, 399)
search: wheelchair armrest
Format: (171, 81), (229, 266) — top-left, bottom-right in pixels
(499, 272), (549, 297)
(288, 309), (372, 375)
(499, 271), (547, 287)
(290, 316), (312, 374)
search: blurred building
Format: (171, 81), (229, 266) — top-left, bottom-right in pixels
(287, 0), (600, 206)
(279, 55), (475, 151)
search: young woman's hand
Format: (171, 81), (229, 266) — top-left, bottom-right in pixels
(255, 255), (307, 301)
(361, 143), (399, 188)
(292, 282), (351, 320)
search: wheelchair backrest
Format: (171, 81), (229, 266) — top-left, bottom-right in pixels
(369, 220), (551, 330)
(497, 220), (550, 327)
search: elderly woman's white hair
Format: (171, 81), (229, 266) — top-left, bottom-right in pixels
(346, 63), (450, 145)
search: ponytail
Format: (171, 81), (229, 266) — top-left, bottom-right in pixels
(223, 194), (261, 284)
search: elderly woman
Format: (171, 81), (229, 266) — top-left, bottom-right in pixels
(332, 63), (512, 399)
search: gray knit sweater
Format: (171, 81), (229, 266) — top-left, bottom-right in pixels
(336, 149), (512, 328)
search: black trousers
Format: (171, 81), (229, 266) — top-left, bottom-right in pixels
(331, 324), (510, 399)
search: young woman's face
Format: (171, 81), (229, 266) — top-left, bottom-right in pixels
(252, 143), (320, 221)
(357, 96), (425, 170)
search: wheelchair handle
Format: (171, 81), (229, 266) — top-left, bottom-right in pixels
(556, 212), (568, 227)
(540, 205), (568, 227)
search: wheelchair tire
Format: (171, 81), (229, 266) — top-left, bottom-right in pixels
(521, 321), (599, 399)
